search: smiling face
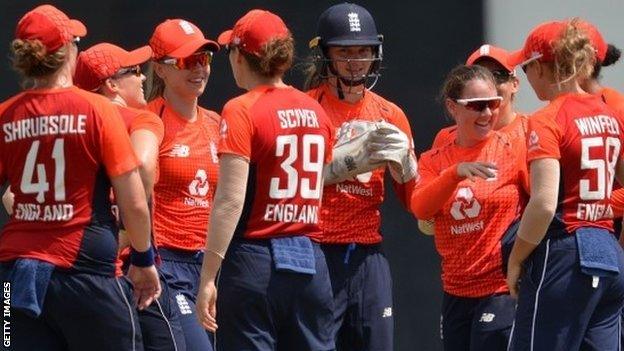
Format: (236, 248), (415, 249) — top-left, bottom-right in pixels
(447, 78), (500, 147)
(111, 68), (147, 108)
(155, 50), (211, 99)
(326, 45), (375, 84)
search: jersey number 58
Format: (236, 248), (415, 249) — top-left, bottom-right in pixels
(580, 136), (620, 200)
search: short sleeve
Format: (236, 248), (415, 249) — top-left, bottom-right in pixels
(129, 111), (165, 145)
(388, 106), (414, 141)
(95, 101), (139, 177)
(431, 127), (455, 149)
(219, 99), (253, 159)
(527, 111), (562, 162)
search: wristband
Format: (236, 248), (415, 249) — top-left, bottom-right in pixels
(130, 245), (155, 267)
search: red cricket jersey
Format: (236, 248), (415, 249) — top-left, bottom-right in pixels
(219, 85), (334, 241)
(147, 97), (220, 251)
(117, 105), (165, 143)
(527, 93), (624, 233)
(115, 105), (164, 268)
(413, 132), (528, 297)
(307, 83), (415, 244)
(0, 86), (138, 276)
(598, 87), (624, 217)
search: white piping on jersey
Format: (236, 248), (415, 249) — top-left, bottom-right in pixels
(116, 278), (137, 351)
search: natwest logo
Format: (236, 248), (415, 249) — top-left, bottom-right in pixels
(188, 169), (209, 197)
(450, 187), (481, 220)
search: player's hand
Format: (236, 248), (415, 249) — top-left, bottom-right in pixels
(456, 162), (497, 181)
(506, 259), (523, 298)
(127, 264), (161, 310)
(197, 280), (218, 332)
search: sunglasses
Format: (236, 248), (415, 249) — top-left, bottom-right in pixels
(112, 65), (142, 78)
(161, 51), (213, 70)
(454, 97), (503, 112)
(491, 70), (513, 84)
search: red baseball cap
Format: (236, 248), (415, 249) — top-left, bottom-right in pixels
(577, 20), (607, 62)
(508, 21), (567, 67)
(466, 44), (515, 72)
(16, 4), (87, 53)
(149, 19), (219, 60)
(74, 43), (152, 91)
(217, 9), (290, 56)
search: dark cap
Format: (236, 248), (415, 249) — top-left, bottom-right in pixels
(315, 3), (381, 47)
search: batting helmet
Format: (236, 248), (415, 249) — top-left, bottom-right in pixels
(309, 3), (383, 90)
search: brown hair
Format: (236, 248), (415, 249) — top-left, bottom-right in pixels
(240, 36), (294, 78)
(440, 65), (496, 103)
(144, 62), (165, 102)
(10, 39), (67, 81)
(302, 56), (323, 91)
(550, 18), (596, 85)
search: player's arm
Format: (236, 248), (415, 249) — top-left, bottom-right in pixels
(410, 159), (496, 220)
(198, 154), (249, 331)
(130, 129), (160, 198)
(507, 158), (559, 296)
(2, 186), (13, 216)
(129, 113), (164, 198)
(97, 100), (160, 308)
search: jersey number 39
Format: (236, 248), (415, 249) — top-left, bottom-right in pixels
(269, 134), (325, 200)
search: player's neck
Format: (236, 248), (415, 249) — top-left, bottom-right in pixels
(495, 105), (515, 130)
(327, 79), (365, 104)
(163, 88), (198, 121)
(243, 75), (287, 91)
(581, 79), (603, 95)
(32, 65), (73, 90)
(548, 80), (585, 100)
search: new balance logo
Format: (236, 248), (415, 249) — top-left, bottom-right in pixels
(348, 13), (361, 32)
(168, 144), (190, 157)
(382, 307), (392, 318)
(176, 294), (192, 315)
(479, 313), (495, 323)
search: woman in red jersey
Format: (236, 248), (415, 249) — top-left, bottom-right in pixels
(506, 19), (624, 350)
(303, 4), (417, 350)
(143, 18), (221, 351)
(0, 5), (160, 351)
(411, 65), (527, 351)
(421, 44), (527, 235)
(577, 21), (624, 227)
(196, 9), (336, 351)
(74, 43), (186, 351)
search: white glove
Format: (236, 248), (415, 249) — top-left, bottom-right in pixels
(368, 121), (418, 184)
(324, 120), (386, 185)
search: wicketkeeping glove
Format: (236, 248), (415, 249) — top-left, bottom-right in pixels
(323, 120), (386, 184)
(368, 121), (418, 184)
